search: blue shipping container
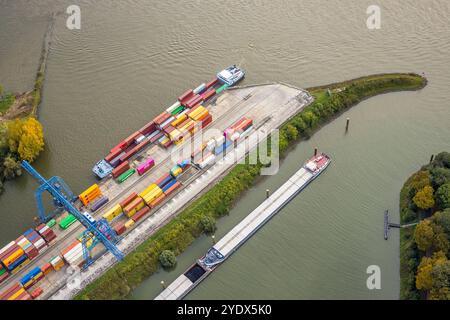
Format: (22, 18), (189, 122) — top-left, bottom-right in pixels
(20, 266), (42, 285)
(157, 175), (174, 189)
(7, 254), (28, 271)
(162, 179), (177, 192)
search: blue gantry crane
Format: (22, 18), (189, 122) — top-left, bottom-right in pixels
(21, 160), (124, 262)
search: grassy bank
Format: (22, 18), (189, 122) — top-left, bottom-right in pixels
(400, 152), (450, 300)
(75, 72), (427, 300)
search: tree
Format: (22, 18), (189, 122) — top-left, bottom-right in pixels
(433, 152), (450, 169)
(413, 185), (435, 210)
(7, 117), (44, 162)
(414, 219), (435, 251)
(409, 170), (431, 193)
(159, 250), (177, 269)
(429, 260), (450, 300)
(416, 251), (447, 291)
(436, 183), (450, 210)
(200, 215), (216, 234)
(433, 209), (450, 235)
(430, 167), (450, 188)
(0, 84), (3, 96)
(284, 124), (299, 141)
(2, 156), (22, 180)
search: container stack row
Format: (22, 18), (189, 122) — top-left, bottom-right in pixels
(0, 222), (56, 284)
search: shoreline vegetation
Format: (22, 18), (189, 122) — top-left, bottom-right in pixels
(400, 152), (450, 300)
(0, 14), (54, 194)
(75, 72), (427, 300)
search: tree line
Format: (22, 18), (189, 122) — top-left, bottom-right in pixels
(400, 152), (450, 300)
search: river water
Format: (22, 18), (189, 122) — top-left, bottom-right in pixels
(0, 0), (449, 299)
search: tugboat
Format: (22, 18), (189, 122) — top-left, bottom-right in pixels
(217, 65), (245, 86)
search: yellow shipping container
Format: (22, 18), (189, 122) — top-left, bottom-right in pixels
(10, 259), (30, 275)
(7, 288), (25, 300)
(192, 109), (209, 121)
(171, 114), (187, 127)
(79, 184), (101, 206)
(125, 219), (135, 229)
(102, 204), (122, 222)
(143, 186), (162, 202)
(178, 120), (195, 133)
(169, 129), (182, 141)
(188, 106), (206, 120)
(124, 201), (145, 218)
(139, 184), (158, 198)
(2, 248), (25, 267)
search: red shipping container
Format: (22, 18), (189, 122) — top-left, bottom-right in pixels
(149, 194), (166, 208)
(119, 192), (138, 209)
(139, 121), (156, 136)
(112, 161), (130, 178)
(164, 181), (181, 196)
(178, 89), (194, 104)
(206, 78), (219, 89)
(201, 89), (216, 101)
(150, 131), (164, 143)
(114, 223), (126, 236)
(105, 147), (124, 163)
(185, 95), (203, 109)
(201, 114), (213, 129)
(163, 125), (176, 135)
(155, 173), (171, 187)
(31, 288), (43, 299)
(43, 233), (56, 243)
(41, 263), (53, 275)
(153, 112), (171, 126)
(131, 206), (151, 222)
(0, 273), (9, 284)
(124, 131), (141, 147)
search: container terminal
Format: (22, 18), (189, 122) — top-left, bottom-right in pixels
(155, 153), (331, 300)
(0, 65), (314, 300)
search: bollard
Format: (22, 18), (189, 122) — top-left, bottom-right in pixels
(161, 280), (166, 289)
(430, 154), (434, 164)
(266, 189), (270, 199)
(345, 118), (350, 132)
(212, 235), (216, 244)
(314, 148), (318, 156)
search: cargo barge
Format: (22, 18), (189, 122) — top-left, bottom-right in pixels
(2, 81), (313, 300)
(92, 65), (245, 179)
(155, 153), (331, 300)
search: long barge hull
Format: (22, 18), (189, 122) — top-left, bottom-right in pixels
(155, 153), (331, 300)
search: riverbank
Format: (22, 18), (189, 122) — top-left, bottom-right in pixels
(400, 152), (450, 300)
(75, 72), (427, 300)
(0, 13), (54, 194)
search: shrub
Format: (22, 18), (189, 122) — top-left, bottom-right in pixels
(159, 250), (177, 269)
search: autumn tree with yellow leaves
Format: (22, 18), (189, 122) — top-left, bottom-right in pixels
(7, 117), (44, 162)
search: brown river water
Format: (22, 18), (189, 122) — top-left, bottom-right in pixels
(0, 0), (449, 299)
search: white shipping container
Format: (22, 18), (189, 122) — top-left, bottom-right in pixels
(199, 154), (216, 169)
(0, 241), (16, 255)
(134, 134), (146, 144)
(193, 83), (206, 94)
(166, 101), (181, 113)
(215, 136), (225, 146)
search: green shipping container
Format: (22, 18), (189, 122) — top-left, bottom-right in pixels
(117, 168), (136, 183)
(171, 106), (185, 116)
(47, 219), (56, 228)
(0, 268), (6, 276)
(216, 84), (229, 94)
(59, 214), (77, 230)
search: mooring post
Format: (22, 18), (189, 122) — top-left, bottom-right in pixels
(161, 280), (166, 289)
(266, 189), (270, 199)
(212, 235), (216, 244)
(314, 148), (318, 156)
(345, 118), (350, 132)
(430, 154), (434, 163)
